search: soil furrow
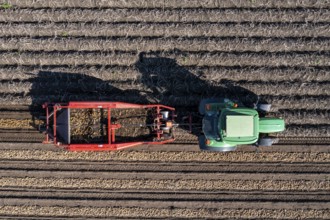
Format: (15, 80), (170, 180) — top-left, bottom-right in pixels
(0, 159), (329, 173)
(2, 9), (330, 23)
(0, 169), (327, 181)
(1, 197), (330, 210)
(0, 23), (328, 37)
(1, 189), (329, 202)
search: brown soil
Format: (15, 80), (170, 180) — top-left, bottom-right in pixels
(0, 2), (330, 219)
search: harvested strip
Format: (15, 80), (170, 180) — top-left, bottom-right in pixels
(2, 37), (330, 52)
(7, 0), (330, 9)
(2, 9), (330, 23)
(0, 23), (329, 38)
(0, 150), (329, 162)
(0, 177), (329, 191)
(0, 119), (41, 129)
(0, 206), (328, 219)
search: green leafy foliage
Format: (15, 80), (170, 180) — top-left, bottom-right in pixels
(0, 2), (12, 9)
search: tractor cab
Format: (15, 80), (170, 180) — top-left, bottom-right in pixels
(199, 98), (285, 151)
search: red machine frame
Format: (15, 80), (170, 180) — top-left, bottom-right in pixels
(42, 101), (176, 151)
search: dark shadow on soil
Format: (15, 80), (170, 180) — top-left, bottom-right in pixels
(135, 52), (265, 106)
(135, 52), (266, 136)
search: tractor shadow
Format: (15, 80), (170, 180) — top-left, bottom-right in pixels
(135, 52), (266, 136)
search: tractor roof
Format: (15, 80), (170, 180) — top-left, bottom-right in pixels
(219, 108), (259, 144)
(226, 115), (254, 137)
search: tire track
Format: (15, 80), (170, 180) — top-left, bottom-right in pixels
(0, 160), (329, 174)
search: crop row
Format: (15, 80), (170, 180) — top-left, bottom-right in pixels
(1, 177), (328, 191)
(1, 37), (330, 53)
(0, 51), (328, 67)
(1, 8), (330, 23)
(0, 23), (329, 38)
(6, 0), (330, 9)
(1, 66), (329, 82)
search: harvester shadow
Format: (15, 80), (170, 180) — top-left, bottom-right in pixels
(135, 52), (266, 136)
(29, 70), (151, 143)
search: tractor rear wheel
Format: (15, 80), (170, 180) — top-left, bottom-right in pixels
(257, 137), (279, 147)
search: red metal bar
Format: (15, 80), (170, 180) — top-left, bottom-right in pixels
(68, 101), (146, 109)
(45, 105), (49, 142)
(68, 142), (143, 151)
(108, 108), (111, 144)
(156, 105), (160, 140)
(112, 130), (115, 143)
(53, 105), (57, 144)
(144, 104), (175, 111)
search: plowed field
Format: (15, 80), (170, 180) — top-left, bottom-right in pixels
(0, 0), (329, 219)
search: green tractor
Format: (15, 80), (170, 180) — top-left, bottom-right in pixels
(198, 98), (285, 151)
